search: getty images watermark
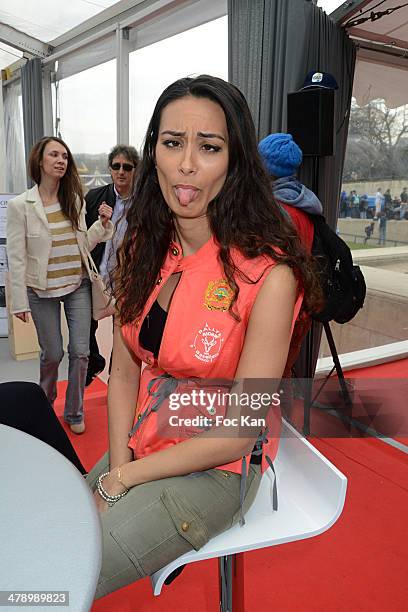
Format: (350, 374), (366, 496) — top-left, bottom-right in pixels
(167, 389), (281, 428)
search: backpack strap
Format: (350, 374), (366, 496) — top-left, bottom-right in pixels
(256, 427), (278, 511)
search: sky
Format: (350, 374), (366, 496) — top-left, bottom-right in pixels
(57, 17), (228, 156)
(317, 0), (345, 13)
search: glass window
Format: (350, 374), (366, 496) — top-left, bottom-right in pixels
(129, 16), (228, 151)
(54, 60), (116, 191)
(320, 97), (408, 359)
(340, 98), (408, 249)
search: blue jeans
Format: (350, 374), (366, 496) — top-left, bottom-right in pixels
(27, 278), (91, 424)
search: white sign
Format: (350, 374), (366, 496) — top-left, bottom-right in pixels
(0, 195), (14, 239)
(0, 195), (16, 337)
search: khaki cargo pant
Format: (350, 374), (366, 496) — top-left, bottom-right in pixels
(86, 452), (261, 599)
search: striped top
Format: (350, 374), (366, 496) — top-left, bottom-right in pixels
(33, 202), (83, 298)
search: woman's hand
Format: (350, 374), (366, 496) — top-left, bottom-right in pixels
(94, 468), (129, 514)
(14, 312), (30, 323)
(93, 490), (109, 513)
(98, 202), (113, 227)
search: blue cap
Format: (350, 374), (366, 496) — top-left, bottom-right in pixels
(301, 71), (339, 90)
(258, 133), (303, 178)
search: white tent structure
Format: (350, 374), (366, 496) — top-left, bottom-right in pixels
(331, 0), (408, 109)
(0, 0), (407, 364)
(1, 0), (407, 187)
(0, 0), (229, 192)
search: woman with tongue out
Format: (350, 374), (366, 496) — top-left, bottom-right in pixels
(87, 76), (322, 597)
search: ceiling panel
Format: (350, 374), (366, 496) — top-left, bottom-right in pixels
(0, 0), (120, 43)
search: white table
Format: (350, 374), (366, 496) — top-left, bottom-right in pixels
(0, 425), (102, 611)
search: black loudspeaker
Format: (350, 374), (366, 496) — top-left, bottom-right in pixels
(287, 88), (335, 156)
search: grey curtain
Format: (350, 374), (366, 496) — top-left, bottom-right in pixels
(298, 6), (356, 228)
(296, 6), (356, 392)
(228, 0), (356, 382)
(21, 58), (45, 184)
(228, 0), (314, 137)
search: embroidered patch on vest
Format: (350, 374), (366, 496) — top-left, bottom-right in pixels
(190, 322), (224, 363)
(204, 280), (233, 311)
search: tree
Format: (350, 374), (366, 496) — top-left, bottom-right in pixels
(344, 99), (408, 180)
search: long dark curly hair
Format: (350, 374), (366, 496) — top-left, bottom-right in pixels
(114, 75), (322, 325)
(28, 136), (83, 230)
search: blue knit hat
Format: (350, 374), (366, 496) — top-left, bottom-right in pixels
(258, 133), (303, 178)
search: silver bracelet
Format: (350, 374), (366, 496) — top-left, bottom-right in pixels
(96, 472), (128, 506)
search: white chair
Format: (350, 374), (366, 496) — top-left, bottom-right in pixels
(150, 420), (347, 610)
(0, 425), (102, 611)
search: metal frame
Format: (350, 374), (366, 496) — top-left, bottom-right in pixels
(356, 40), (408, 61)
(48, 0), (172, 52)
(0, 23), (52, 58)
(116, 26), (131, 144)
(330, 0), (372, 25)
(219, 554), (245, 612)
(331, 0), (408, 51)
(2, 0), (227, 147)
(41, 67), (53, 136)
(41, 1), (178, 66)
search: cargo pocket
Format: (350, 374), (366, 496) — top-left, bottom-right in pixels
(160, 487), (209, 551)
(109, 488), (210, 577)
(110, 498), (178, 577)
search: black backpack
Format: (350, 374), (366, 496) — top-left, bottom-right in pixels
(311, 215), (366, 324)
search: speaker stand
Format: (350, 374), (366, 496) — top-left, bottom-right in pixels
(302, 321), (352, 436)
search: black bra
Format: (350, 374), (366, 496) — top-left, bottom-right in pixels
(139, 300), (168, 358)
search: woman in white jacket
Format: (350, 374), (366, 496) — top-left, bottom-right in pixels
(7, 137), (114, 433)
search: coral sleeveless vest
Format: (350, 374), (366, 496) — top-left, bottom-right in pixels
(122, 236), (302, 476)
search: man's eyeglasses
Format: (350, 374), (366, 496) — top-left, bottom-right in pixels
(110, 162), (135, 172)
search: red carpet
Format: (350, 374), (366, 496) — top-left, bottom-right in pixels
(54, 372), (408, 611)
(343, 358), (407, 445)
(54, 378), (109, 472)
(345, 357), (408, 378)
